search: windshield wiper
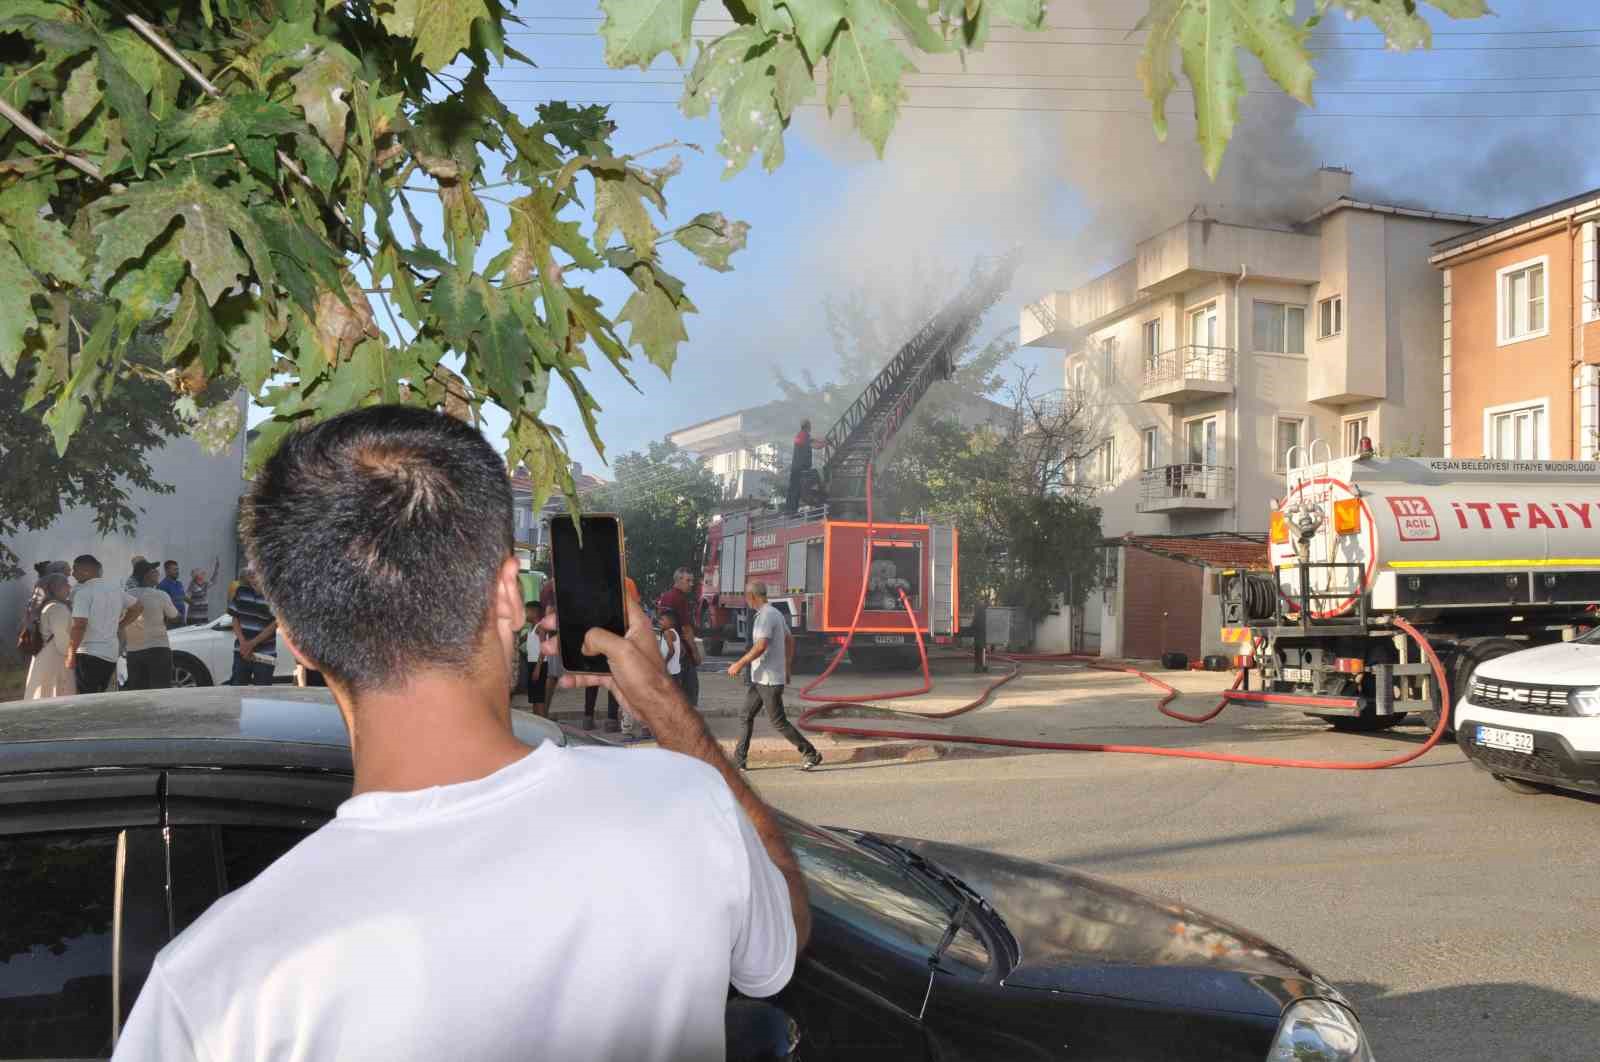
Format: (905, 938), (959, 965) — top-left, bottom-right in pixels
(919, 892), (972, 1019)
(850, 833), (1016, 958)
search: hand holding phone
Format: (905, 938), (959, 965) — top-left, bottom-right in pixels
(548, 514), (627, 674)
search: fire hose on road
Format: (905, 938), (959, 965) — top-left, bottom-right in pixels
(794, 465), (1455, 771)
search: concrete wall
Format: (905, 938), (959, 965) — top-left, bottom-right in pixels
(1139, 220), (1320, 294)
(2, 410), (250, 661)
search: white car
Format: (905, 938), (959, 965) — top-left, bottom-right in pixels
(118, 617), (296, 688)
(1454, 626), (1600, 796)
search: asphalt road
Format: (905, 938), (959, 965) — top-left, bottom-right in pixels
(749, 663), (1600, 1062)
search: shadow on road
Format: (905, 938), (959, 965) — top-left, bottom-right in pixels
(1035, 815), (1355, 872)
(1340, 979), (1600, 1061)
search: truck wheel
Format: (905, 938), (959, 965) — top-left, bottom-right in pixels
(1492, 774), (1547, 795)
(1326, 711), (1409, 733)
(1424, 638), (1523, 737)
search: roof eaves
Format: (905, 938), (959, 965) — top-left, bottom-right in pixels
(1430, 186), (1600, 263)
(1303, 196), (1499, 229)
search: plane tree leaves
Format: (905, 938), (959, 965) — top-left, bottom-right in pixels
(1138, 0), (1488, 178)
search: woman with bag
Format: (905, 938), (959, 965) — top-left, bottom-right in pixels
(23, 573), (76, 700)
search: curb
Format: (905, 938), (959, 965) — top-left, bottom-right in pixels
(721, 737), (1024, 770)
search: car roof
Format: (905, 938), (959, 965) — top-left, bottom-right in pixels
(0, 687), (568, 775)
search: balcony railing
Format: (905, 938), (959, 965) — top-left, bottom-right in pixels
(1139, 345), (1234, 404)
(1137, 464), (1235, 512)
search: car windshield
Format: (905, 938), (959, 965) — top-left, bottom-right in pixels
(789, 825), (991, 972)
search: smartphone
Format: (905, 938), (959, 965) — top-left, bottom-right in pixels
(548, 513), (627, 674)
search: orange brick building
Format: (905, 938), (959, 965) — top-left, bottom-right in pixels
(1431, 190), (1600, 461)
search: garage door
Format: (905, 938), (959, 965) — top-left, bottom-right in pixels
(1121, 548), (1203, 661)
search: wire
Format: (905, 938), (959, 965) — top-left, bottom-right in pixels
(506, 30), (1600, 51)
(494, 66), (1600, 85)
(489, 77), (1600, 97)
(492, 97), (1600, 119)
(513, 17), (1600, 37)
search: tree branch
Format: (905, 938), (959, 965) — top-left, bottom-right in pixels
(0, 97), (102, 181)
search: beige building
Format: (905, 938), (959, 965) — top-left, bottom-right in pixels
(1021, 168), (1494, 658)
(1429, 187), (1600, 461)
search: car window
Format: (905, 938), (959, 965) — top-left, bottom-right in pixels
(1574, 624), (1600, 645)
(0, 831), (119, 1059)
(788, 828), (960, 965)
(168, 826), (315, 935)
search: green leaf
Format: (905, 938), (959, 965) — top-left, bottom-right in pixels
(96, 43), (156, 176)
(107, 242), (185, 328)
(771, 36), (816, 120)
(506, 414), (575, 511)
(62, 60), (102, 136)
(617, 264), (693, 373)
(2, 210), (87, 286)
(220, 94), (304, 178)
(291, 49), (354, 156)
(599, 0), (701, 69)
(826, 2), (914, 155)
(258, 209), (342, 313)
(43, 310), (115, 454)
(983, 0), (1046, 31)
(470, 276), (535, 400)
(430, 268), (488, 350)
(593, 169), (662, 253)
(674, 212), (749, 272)
(317, 337), (386, 409)
(377, 0), (422, 37)
(781, 0), (849, 63)
(217, 293), (274, 394)
(292, 131), (340, 195)
(94, 176), (277, 307)
(0, 240), (46, 373)
(1323, 0), (1489, 51)
(413, 0), (491, 71)
(683, 28), (788, 176)
(163, 278), (222, 375)
(1136, 0), (1185, 144)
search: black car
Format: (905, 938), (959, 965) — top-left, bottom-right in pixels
(0, 688), (1373, 1061)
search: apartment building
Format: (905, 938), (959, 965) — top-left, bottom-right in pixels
(1429, 187), (1600, 460)
(1020, 168), (1494, 658)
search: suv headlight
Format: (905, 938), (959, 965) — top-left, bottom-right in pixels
(1571, 687), (1600, 718)
(1269, 999), (1374, 1061)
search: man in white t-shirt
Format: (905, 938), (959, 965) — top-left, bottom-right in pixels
(114, 407), (809, 1062)
(65, 553), (140, 694)
(728, 580), (821, 772)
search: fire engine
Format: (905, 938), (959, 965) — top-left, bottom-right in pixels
(694, 256), (1016, 668)
(1220, 441), (1600, 733)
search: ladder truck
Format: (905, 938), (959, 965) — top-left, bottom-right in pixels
(696, 255), (1018, 669)
(1219, 441), (1600, 733)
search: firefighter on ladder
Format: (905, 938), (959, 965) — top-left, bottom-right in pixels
(786, 419), (817, 514)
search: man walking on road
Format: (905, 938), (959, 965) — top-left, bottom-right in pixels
(729, 580), (822, 772)
(114, 405), (807, 1062)
(65, 554), (141, 694)
(657, 566), (701, 707)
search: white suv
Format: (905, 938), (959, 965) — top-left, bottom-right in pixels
(1454, 627), (1600, 796)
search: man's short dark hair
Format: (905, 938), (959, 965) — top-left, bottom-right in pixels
(164, 559), (178, 568)
(244, 405), (515, 694)
(74, 554), (100, 569)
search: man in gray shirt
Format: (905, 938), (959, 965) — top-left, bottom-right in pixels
(728, 580), (822, 772)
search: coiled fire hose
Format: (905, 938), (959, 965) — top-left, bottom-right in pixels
(795, 466), (1454, 771)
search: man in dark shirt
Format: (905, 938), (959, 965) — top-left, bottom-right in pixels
(159, 561), (189, 627)
(656, 567), (701, 707)
(228, 571), (278, 685)
(785, 420), (815, 514)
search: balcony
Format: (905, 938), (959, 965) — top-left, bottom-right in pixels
(1138, 345), (1235, 405)
(1137, 464), (1234, 513)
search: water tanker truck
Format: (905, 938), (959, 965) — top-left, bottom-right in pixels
(1220, 447), (1600, 733)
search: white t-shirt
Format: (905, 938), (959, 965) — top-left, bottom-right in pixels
(114, 743), (797, 1062)
(125, 587), (180, 652)
(69, 577), (136, 663)
(749, 604), (788, 687)
(660, 629), (682, 675)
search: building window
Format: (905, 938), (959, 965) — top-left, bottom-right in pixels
(1185, 416), (1218, 467)
(1275, 417), (1305, 471)
(1317, 295), (1343, 340)
(1142, 319), (1162, 370)
(1253, 301), (1306, 354)
(1096, 437), (1116, 483)
(1189, 303), (1218, 348)
(1485, 400), (1548, 460)
(1498, 256), (1548, 344)
(1070, 359), (1088, 393)
(1101, 337), (1118, 385)
(1343, 417), (1370, 457)
(1141, 427), (1159, 470)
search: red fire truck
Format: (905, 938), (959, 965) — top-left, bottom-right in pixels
(694, 255), (1016, 668)
(697, 506), (960, 668)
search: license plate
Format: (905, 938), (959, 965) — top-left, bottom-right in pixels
(1282, 667), (1311, 684)
(873, 635), (906, 646)
(1474, 725), (1534, 754)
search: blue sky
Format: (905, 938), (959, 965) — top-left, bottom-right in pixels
(345, 1), (1600, 476)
